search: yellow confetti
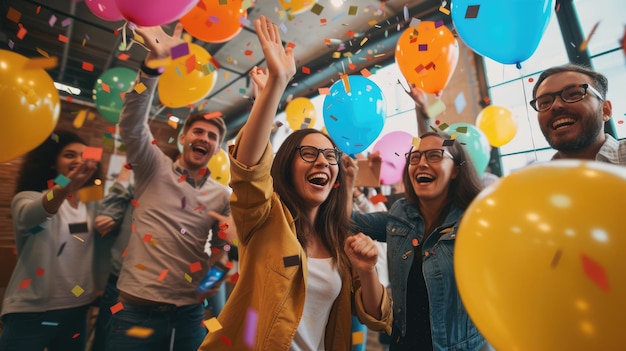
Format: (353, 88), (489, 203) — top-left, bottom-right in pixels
(134, 82), (147, 94)
(36, 48), (50, 58)
(439, 6), (450, 15)
(71, 285), (85, 297)
(184, 273), (192, 283)
(411, 137), (421, 149)
(135, 263), (147, 271)
(203, 317), (223, 332)
(368, 20), (377, 26)
(426, 99), (446, 118)
(46, 191), (54, 201)
(168, 116), (179, 129)
(352, 331), (364, 345)
(332, 52), (341, 59)
(73, 110), (87, 129)
(126, 326), (155, 338)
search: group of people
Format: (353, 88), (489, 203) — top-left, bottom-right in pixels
(0, 13), (623, 351)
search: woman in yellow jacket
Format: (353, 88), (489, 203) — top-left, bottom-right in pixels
(198, 16), (392, 350)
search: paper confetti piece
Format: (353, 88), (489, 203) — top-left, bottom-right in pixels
(340, 74), (350, 93)
(157, 269), (169, 281)
(439, 6), (450, 15)
(61, 18), (72, 27)
(36, 268), (44, 276)
(72, 110), (87, 129)
(19, 278), (31, 289)
(581, 253), (610, 292)
(71, 285), (85, 297)
(370, 193), (387, 205)
(220, 335), (232, 348)
(110, 301), (124, 314)
(455, 125), (468, 133)
(69, 222), (88, 234)
(171, 42), (190, 59)
(41, 321), (59, 326)
(203, 317), (223, 332)
(426, 99), (446, 118)
(302, 66), (310, 74)
(318, 87), (330, 95)
(283, 255), (300, 267)
(134, 82), (147, 94)
(244, 308), (258, 347)
(6, 7), (21, 23)
(136, 263), (147, 270)
(360, 68), (371, 77)
(579, 21), (600, 52)
(126, 326), (154, 338)
(82, 61), (94, 72)
(203, 111), (223, 119)
(310, 3), (324, 15)
(82, 146), (103, 161)
(348, 6), (358, 15)
(465, 5), (479, 19)
(352, 331), (364, 345)
(189, 261), (202, 273)
(184, 273), (193, 283)
(142, 234), (153, 242)
(46, 191), (54, 201)
(54, 174), (71, 188)
(16, 24), (27, 40)
(411, 137), (421, 149)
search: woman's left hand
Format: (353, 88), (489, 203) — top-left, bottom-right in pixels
(341, 154), (358, 189)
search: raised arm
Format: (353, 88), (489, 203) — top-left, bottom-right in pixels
(234, 16), (296, 167)
(402, 80), (430, 136)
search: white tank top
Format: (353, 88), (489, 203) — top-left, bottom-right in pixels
(291, 257), (342, 351)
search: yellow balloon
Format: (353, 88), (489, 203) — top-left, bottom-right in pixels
(0, 50), (60, 163)
(455, 160), (626, 351)
(285, 97), (316, 131)
(475, 105), (517, 147)
(158, 43), (217, 108)
(278, 0), (315, 14)
(207, 148), (230, 186)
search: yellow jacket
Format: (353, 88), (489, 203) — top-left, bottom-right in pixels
(198, 140), (392, 351)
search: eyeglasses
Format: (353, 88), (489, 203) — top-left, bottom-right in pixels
(529, 83), (604, 112)
(296, 145), (341, 165)
(405, 148), (454, 165)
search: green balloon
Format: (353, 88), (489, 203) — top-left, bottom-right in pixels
(93, 67), (136, 124)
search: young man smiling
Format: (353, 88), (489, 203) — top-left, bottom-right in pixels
(107, 23), (234, 351)
(531, 63), (626, 164)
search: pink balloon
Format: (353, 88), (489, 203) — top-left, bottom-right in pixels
(85, 0), (123, 21)
(114, 0), (199, 26)
(372, 131), (414, 185)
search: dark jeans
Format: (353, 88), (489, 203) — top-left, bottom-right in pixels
(105, 300), (206, 351)
(91, 274), (120, 351)
(0, 304), (90, 351)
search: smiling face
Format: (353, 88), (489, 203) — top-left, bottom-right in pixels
(55, 142), (86, 177)
(535, 71), (609, 153)
(291, 133), (340, 211)
(407, 135), (458, 205)
(179, 120), (220, 171)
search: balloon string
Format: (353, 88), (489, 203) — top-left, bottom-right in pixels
(517, 64), (539, 162)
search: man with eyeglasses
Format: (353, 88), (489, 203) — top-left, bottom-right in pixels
(531, 63), (626, 164)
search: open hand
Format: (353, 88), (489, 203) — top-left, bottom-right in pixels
(254, 15), (296, 85)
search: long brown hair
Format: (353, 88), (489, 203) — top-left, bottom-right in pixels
(402, 131), (483, 210)
(270, 129), (350, 272)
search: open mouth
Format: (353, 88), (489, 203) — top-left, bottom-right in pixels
(416, 173), (435, 183)
(307, 172), (329, 186)
(552, 117), (576, 130)
(191, 145), (208, 155)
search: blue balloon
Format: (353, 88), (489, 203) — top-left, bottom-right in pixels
(444, 123), (490, 177)
(451, 0), (553, 65)
(322, 76), (386, 155)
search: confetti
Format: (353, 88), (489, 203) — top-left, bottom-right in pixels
(348, 6), (358, 16)
(581, 253), (610, 292)
(310, 3), (324, 15)
(157, 269), (169, 281)
(126, 326), (154, 338)
(82, 146), (103, 161)
(189, 261), (202, 273)
(110, 302), (124, 314)
(465, 5), (480, 19)
(6, 7), (21, 23)
(352, 331), (364, 345)
(82, 61), (94, 72)
(244, 308), (258, 347)
(71, 285), (85, 297)
(54, 174), (70, 188)
(283, 255), (300, 267)
(204, 317), (223, 332)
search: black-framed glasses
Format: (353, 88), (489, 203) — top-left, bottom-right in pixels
(529, 83), (604, 112)
(296, 145), (341, 165)
(405, 148), (454, 165)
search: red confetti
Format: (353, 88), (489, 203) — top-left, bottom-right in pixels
(194, 205), (206, 211)
(36, 268), (44, 276)
(130, 199), (139, 207)
(220, 335), (232, 348)
(189, 261), (202, 273)
(151, 139), (158, 145)
(581, 253), (610, 292)
(219, 222), (229, 231)
(121, 247), (128, 258)
(58, 34), (69, 43)
(19, 279), (31, 289)
(157, 269), (168, 281)
(178, 174), (188, 183)
(123, 163), (133, 170)
(72, 333), (80, 339)
(110, 302), (124, 314)
(142, 234), (153, 242)
(82, 61), (94, 72)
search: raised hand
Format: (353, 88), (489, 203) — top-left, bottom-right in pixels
(66, 160), (98, 193)
(342, 154), (358, 189)
(401, 79), (429, 114)
(206, 211), (238, 245)
(254, 15), (296, 85)
(250, 66), (269, 97)
(134, 23), (184, 63)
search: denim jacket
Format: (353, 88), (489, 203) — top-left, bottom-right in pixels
(352, 198), (486, 351)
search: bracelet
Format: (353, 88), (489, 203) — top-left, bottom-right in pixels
(140, 61), (163, 76)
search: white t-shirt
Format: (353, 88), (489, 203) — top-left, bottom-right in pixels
(291, 257), (342, 351)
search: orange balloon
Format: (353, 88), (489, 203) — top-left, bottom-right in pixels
(179, 0), (246, 43)
(207, 148), (230, 186)
(285, 97), (316, 131)
(455, 160), (626, 351)
(278, 0), (315, 14)
(158, 43), (217, 108)
(395, 21), (459, 95)
(476, 105), (517, 147)
(0, 50), (60, 162)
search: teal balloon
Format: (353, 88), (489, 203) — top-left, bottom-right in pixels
(322, 75), (385, 155)
(451, 0), (553, 65)
(93, 67), (136, 124)
(445, 123), (490, 177)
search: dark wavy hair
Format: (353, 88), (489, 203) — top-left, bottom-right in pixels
(15, 130), (102, 194)
(402, 131), (483, 210)
(270, 129), (350, 272)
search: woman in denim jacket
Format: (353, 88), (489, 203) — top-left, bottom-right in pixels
(352, 131), (487, 351)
